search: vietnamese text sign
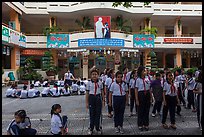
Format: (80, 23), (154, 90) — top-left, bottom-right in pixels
(94, 16), (111, 38)
(21, 49), (46, 56)
(2, 25), (9, 42)
(164, 38), (193, 43)
(78, 38), (124, 47)
(10, 29), (20, 45)
(133, 34), (154, 48)
(47, 34), (69, 48)
(19, 35), (26, 47)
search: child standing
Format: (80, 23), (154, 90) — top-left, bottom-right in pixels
(109, 71), (128, 134)
(135, 66), (152, 131)
(162, 72), (180, 129)
(129, 70), (137, 117)
(51, 104), (68, 135)
(7, 110), (37, 135)
(86, 68), (104, 135)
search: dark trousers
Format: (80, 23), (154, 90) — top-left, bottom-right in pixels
(187, 90), (195, 109)
(178, 87), (186, 105)
(137, 91), (151, 127)
(196, 95), (203, 128)
(130, 88), (137, 113)
(106, 91), (113, 114)
(113, 96), (126, 127)
(162, 95), (177, 124)
(152, 101), (162, 114)
(10, 125), (37, 135)
(89, 94), (102, 131)
(62, 115), (68, 129)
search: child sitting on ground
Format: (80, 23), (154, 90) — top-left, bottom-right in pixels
(5, 84), (21, 98)
(79, 82), (86, 95)
(50, 83), (61, 97)
(60, 84), (71, 96)
(7, 109), (37, 135)
(41, 83), (51, 97)
(20, 85), (28, 99)
(27, 84), (40, 98)
(42, 79), (48, 87)
(71, 80), (79, 95)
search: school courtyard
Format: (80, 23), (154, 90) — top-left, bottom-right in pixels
(2, 85), (202, 135)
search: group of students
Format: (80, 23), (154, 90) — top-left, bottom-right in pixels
(5, 79), (87, 99)
(85, 65), (202, 135)
(7, 104), (68, 135)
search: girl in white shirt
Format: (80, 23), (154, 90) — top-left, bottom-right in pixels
(41, 83), (51, 97)
(50, 84), (60, 97)
(6, 84), (18, 98)
(20, 85), (28, 99)
(51, 104), (68, 135)
(28, 84), (40, 98)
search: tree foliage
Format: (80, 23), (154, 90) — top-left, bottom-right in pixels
(112, 16), (132, 33)
(75, 16), (92, 30)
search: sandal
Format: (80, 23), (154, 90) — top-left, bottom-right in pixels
(162, 123), (169, 129)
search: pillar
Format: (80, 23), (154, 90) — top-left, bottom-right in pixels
(186, 53), (190, 68)
(51, 49), (58, 66)
(174, 17), (182, 37)
(162, 52), (166, 68)
(144, 18), (151, 34)
(11, 45), (20, 70)
(144, 49), (151, 67)
(50, 17), (57, 27)
(175, 48), (182, 67)
(10, 9), (20, 31)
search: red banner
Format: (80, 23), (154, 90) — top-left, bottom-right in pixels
(94, 16), (111, 38)
(164, 38), (193, 43)
(21, 50), (46, 56)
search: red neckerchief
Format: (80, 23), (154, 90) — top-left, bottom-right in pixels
(170, 82), (175, 94)
(117, 83), (123, 96)
(123, 73), (126, 81)
(94, 82), (98, 96)
(142, 78), (146, 95)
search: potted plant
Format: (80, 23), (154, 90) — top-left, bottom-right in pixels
(140, 27), (158, 38)
(112, 15), (132, 34)
(42, 51), (58, 76)
(42, 26), (61, 36)
(75, 16), (92, 32)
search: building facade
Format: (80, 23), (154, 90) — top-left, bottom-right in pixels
(2, 2), (202, 79)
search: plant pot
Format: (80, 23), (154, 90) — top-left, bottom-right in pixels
(46, 71), (56, 76)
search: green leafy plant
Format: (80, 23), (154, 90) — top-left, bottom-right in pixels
(42, 26), (61, 36)
(140, 27), (158, 38)
(75, 16), (92, 31)
(146, 50), (158, 70)
(112, 2), (151, 8)
(112, 16), (132, 33)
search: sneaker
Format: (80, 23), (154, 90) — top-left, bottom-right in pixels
(115, 127), (120, 133)
(170, 124), (177, 129)
(96, 129), (102, 135)
(138, 126), (143, 131)
(119, 126), (124, 134)
(162, 123), (169, 129)
(87, 128), (93, 135)
(151, 113), (156, 117)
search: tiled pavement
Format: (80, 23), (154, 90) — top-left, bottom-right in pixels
(2, 86), (202, 135)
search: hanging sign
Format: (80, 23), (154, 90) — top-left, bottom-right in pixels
(47, 34), (69, 48)
(2, 25), (9, 42)
(133, 34), (154, 48)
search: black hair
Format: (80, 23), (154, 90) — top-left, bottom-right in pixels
(11, 84), (17, 89)
(137, 66), (145, 78)
(130, 70), (136, 79)
(198, 66), (202, 71)
(177, 68), (181, 74)
(51, 104), (61, 117)
(122, 67), (127, 72)
(108, 69), (114, 78)
(90, 68), (99, 75)
(45, 83), (49, 87)
(14, 110), (27, 119)
(159, 70), (164, 74)
(187, 71), (193, 77)
(23, 85), (27, 90)
(166, 71), (174, 84)
(155, 72), (161, 78)
(197, 71), (202, 83)
(115, 71), (123, 78)
(164, 67), (169, 71)
(30, 84), (34, 89)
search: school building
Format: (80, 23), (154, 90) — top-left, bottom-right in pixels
(2, 2), (202, 79)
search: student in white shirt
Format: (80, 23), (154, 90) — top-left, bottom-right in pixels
(6, 84), (17, 98)
(20, 85), (28, 99)
(105, 69), (115, 118)
(7, 110), (37, 135)
(71, 80), (79, 95)
(61, 84), (70, 96)
(109, 71), (128, 134)
(41, 83), (51, 97)
(135, 66), (152, 131)
(34, 80), (41, 87)
(86, 68), (104, 135)
(42, 79), (48, 87)
(50, 84), (60, 97)
(79, 82), (86, 95)
(64, 70), (75, 87)
(51, 104), (68, 135)
(28, 84), (40, 98)
(162, 71), (180, 130)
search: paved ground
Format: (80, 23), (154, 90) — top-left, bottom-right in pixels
(2, 85), (202, 135)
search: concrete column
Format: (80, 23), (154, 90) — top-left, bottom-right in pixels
(174, 17), (182, 37)
(51, 49), (58, 66)
(144, 49), (151, 67)
(11, 45), (20, 70)
(10, 9), (20, 31)
(175, 48), (182, 67)
(186, 53), (191, 68)
(50, 17), (56, 27)
(162, 52), (166, 68)
(144, 18), (151, 35)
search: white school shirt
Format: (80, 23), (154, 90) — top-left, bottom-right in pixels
(163, 82), (178, 96)
(7, 117), (31, 135)
(161, 77), (166, 88)
(135, 77), (151, 92)
(28, 89), (37, 97)
(147, 74), (153, 82)
(102, 75), (108, 83)
(79, 85), (86, 92)
(42, 81), (48, 86)
(62, 88), (70, 95)
(41, 87), (50, 95)
(187, 78), (196, 90)
(60, 80), (64, 86)
(109, 81), (128, 96)
(64, 72), (73, 80)
(20, 90), (28, 99)
(72, 84), (78, 91)
(51, 114), (63, 134)
(125, 71), (132, 84)
(86, 80), (103, 95)
(50, 88), (60, 96)
(105, 77), (115, 90)
(34, 81), (41, 87)
(5, 88), (16, 97)
(129, 78), (137, 89)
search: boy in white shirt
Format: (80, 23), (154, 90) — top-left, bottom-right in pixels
(50, 84), (60, 97)
(71, 80), (79, 95)
(28, 84), (40, 98)
(41, 83), (51, 97)
(79, 82), (86, 95)
(20, 85), (28, 99)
